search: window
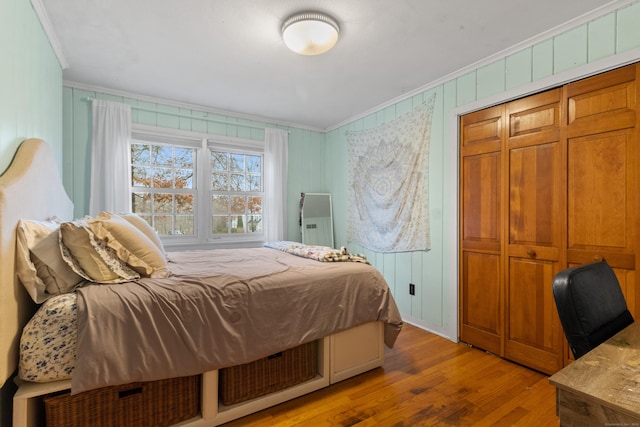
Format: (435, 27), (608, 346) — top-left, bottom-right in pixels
(210, 150), (263, 236)
(130, 131), (264, 246)
(131, 142), (196, 236)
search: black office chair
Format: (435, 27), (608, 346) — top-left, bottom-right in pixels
(552, 260), (634, 359)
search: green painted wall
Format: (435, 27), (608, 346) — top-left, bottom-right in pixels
(0, 0), (63, 175)
(62, 87), (327, 241)
(0, 0), (63, 424)
(326, 1), (640, 339)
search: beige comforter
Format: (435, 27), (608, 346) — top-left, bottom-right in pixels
(72, 247), (402, 393)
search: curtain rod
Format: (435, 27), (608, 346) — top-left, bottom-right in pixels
(84, 97), (286, 132)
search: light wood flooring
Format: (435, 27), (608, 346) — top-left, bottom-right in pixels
(224, 324), (559, 426)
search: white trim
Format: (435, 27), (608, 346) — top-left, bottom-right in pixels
(132, 123), (263, 149)
(30, 0), (68, 69)
(65, 81), (323, 133)
(401, 316), (455, 342)
(327, 0), (637, 131)
(447, 47), (640, 341)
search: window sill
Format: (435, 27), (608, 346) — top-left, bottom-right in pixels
(164, 239), (265, 252)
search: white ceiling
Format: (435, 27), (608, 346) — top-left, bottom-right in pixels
(41, 0), (616, 130)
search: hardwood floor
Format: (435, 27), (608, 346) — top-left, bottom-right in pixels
(224, 324), (559, 426)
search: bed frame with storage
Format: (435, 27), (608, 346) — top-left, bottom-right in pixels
(1, 139), (387, 427)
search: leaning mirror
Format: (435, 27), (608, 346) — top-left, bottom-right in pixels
(300, 193), (334, 247)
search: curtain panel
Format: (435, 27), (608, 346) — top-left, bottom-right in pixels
(264, 128), (288, 242)
(89, 100), (132, 216)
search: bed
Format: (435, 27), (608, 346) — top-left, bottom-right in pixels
(1, 139), (403, 427)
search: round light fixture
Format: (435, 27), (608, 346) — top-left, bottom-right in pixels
(282, 12), (340, 55)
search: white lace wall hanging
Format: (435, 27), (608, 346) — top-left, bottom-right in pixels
(346, 93), (436, 252)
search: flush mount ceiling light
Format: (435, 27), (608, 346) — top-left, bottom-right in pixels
(282, 12), (340, 55)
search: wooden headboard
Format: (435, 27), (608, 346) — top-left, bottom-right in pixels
(0, 139), (73, 388)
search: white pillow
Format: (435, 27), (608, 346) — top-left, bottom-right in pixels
(15, 219), (84, 304)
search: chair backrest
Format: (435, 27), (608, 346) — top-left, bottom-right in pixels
(552, 260), (634, 359)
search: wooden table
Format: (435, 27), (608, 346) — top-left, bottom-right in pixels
(549, 321), (640, 426)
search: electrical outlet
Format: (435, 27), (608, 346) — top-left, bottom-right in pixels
(409, 283), (415, 295)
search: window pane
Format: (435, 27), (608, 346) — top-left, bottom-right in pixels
(230, 174), (245, 191)
(211, 173), (228, 191)
(230, 196), (245, 214)
(154, 193), (173, 213)
(132, 192), (151, 212)
(131, 143), (150, 165)
(154, 215), (173, 235)
(247, 215), (262, 232)
(212, 152), (228, 171)
(174, 147), (193, 168)
(247, 174), (261, 191)
(153, 145), (173, 166)
(175, 194), (193, 214)
(152, 167), (173, 188)
(175, 168), (193, 189)
(212, 216), (228, 234)
(246, 155), (261, 173)
(175, 215), (194, 236)
(132, 166), (150, 187)
(230, 154), (244, 172)
(212, 195), (228, 214)
(231, 215), (245, 233)
(248, 196), (262, 214)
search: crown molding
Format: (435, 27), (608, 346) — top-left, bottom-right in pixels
(30, 0), (68, 69)
(63, 80), (325, 133)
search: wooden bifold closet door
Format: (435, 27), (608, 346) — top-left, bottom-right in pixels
(459, 62), (640, 374)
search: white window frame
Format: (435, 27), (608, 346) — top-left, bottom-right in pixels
(130, 124), (265, 250)
(207, 139), (264, 245)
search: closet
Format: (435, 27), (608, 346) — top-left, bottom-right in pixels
(459, 62), (640, 374)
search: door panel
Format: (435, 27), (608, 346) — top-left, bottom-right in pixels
(505, 89), (563, 374)
(567, 130), (635, 259)
(505, 258), (562, 374)
(459, 105), (505, 355)
(567, 64), (636, 137)
(509, 142), (558, 247)
(461, 153), (501, 250)
(461, 105), (503, 156)
(460, 251), (502, 355)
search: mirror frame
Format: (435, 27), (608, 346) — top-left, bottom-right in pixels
(300, 192), (334, 248)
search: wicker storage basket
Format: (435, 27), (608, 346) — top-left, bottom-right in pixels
(43, 375), (200, 427)
(219, 341), (317, 406)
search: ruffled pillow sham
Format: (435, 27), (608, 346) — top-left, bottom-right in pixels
(89, 212), (169, 278)
(59, 219), (141, 283)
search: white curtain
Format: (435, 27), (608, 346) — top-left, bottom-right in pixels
(263, 128), (288, 242)
(89, 100), (132, 216)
